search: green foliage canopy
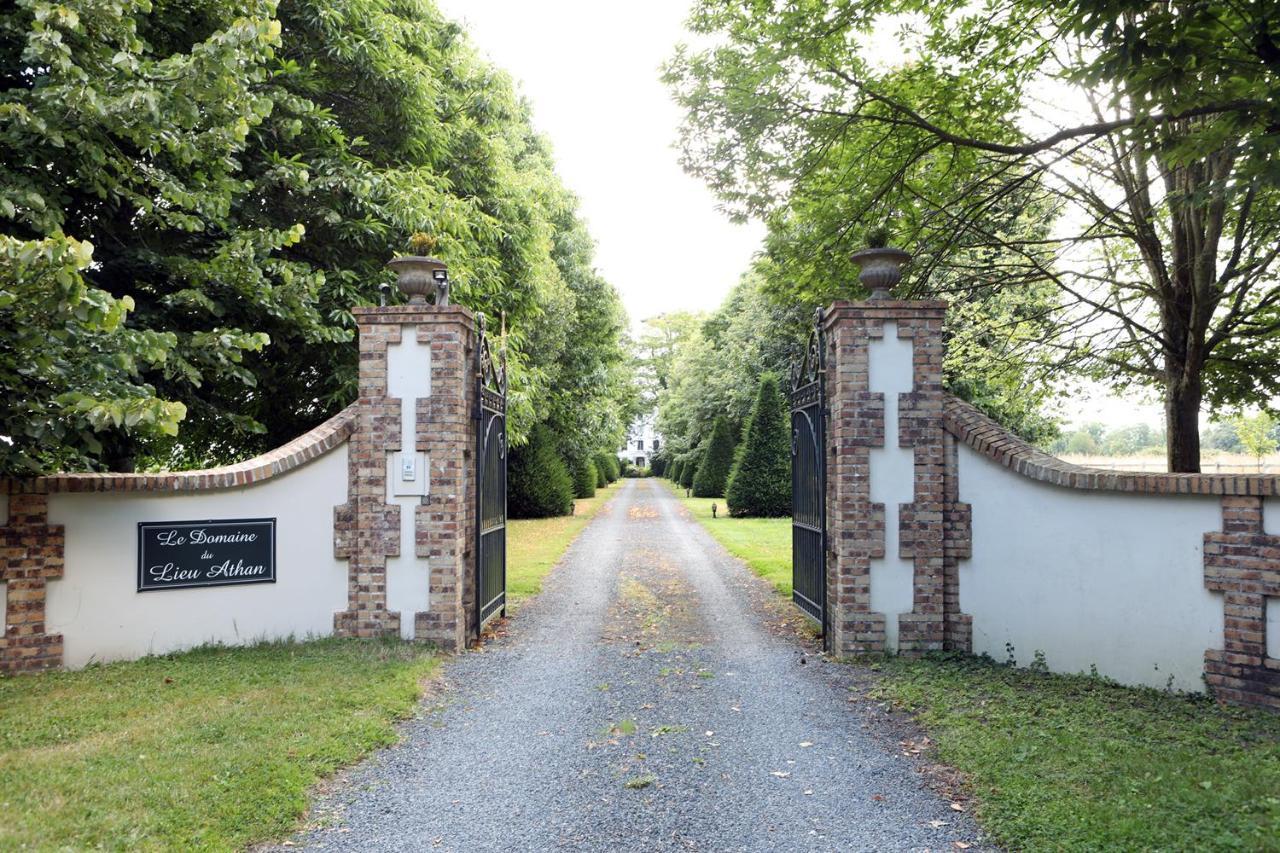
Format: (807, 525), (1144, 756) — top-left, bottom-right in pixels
(0, 0), (637, 473)
(666, 0), (1280, 470)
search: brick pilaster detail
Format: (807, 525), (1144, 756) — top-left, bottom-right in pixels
(1, 494), (64, 673)
(942, 432), (973, 651)
(333, 317), (404, 638)
(412, 312), (476, 652)
(824, 311), (887, 655)
(894, 313), (947, 655)
(1203, 496), (1280, 710)
(823, 300), (951, 656)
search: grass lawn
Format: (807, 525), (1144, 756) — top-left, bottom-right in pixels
(870, 655), (1280, 850)
(662, 479), (792, 596)
(507, 480), (623, 604)
(657, 478), (1280, 849)
(0, 638), (439, 851)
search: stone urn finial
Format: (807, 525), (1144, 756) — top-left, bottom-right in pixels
(387, 232), (450, 306)
(850, 245), (910, 300)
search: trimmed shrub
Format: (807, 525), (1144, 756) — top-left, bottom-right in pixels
(571, 457), (598, 499)
(670, 459), (683, 483)
(594, 457), (609, 488)
(594, 452), (617, 485)
(650, 455), (667, 477)
(508, 424), (574, 518)
(602, 453), (620, 482)
(679, 451), (699, 489)
(692, 416), (735, 497)
(726, 374), (791, 517)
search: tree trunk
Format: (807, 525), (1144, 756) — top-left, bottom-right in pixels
(1164, 363), (1202, 473)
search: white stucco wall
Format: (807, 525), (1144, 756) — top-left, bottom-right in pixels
(867, 323), (915, 651)
(45, 444), (349, 667)
(957, 445), (1224, 691)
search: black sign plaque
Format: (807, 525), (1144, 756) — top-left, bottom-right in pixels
(137, 518), (276, 592)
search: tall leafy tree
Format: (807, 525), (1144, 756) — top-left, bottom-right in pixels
(1, 0), (638, 473)
(666, 0), (1280, 471)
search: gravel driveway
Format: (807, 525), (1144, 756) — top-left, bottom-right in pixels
(282, 479), (988, 851)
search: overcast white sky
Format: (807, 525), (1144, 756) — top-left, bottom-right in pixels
(436, 0), (764, 328)
(435, 0), (1165, 429)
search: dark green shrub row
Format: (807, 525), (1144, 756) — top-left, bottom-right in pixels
(509, 427), (624, 519)
(508, 424), (574, 518)
(571, 457), (597, 499)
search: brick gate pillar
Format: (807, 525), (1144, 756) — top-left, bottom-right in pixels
(333, 304), (476, 652)
(823, 296), (948, 656)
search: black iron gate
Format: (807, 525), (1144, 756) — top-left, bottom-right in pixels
(791, 308), (826, 638)
(475, 314), (507, 633)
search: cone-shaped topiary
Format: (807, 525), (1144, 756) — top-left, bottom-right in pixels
(692, 416), (735, 497)
(679, 450), (699, 489)
(593, 453), (609, 488)
(726, 373), (791, 517)
(508, 424), (574, 518)
(571, 457), (598, 499)
(670, 459), (683, 483)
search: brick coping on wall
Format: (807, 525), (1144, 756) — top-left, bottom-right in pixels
(1, 405), (356, 495)
(944, 395), (1280, 497)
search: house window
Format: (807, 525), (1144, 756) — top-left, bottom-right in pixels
(653, 439), (660, 451)
(636, 440), (644, 451)
(636, 456), (645, 467)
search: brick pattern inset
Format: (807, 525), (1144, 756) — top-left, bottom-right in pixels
(0, 495), (65, 673)
(412, 310), (476, 651)
(941, 432), (973, 652)
(823, 308), (886, 655)
(333, 315), (404, 638)
(1203, 497), (1280, 710)
(894, 313), (947, 655)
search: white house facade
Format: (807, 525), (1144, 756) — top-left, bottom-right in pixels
(619, 412), (661, 469)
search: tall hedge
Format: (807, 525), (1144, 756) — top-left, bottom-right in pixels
(596, 452), (620, 483)
(571, 457), (598, 499)
(679, 451), (699, 489)
(508, 424), (574, 518)
(726, 374), (791, 517)
(692, 416), (735, 497)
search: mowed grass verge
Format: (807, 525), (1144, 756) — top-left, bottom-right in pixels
(0, 638), (439, 850)
(507, 480), (623, 604)
(869, 654), (1280, 850)
(661, 478), (791, 596)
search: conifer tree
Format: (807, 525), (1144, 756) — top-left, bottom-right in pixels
(692, 416), (735, 497)
(726, 374), (790, 516)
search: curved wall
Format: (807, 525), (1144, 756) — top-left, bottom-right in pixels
(46, 444), (349, 667)
(957, 443), (1223, 690)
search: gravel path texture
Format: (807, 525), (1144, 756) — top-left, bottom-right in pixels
(282, 479), (989, 852)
